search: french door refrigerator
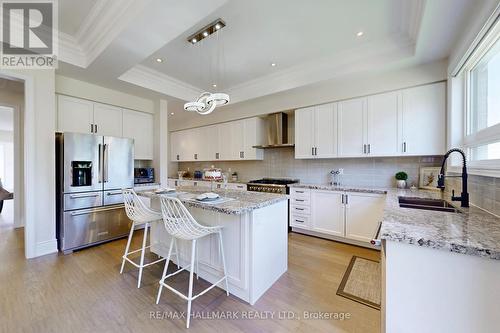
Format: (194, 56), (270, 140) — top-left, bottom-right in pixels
(56, 132), (134, 253)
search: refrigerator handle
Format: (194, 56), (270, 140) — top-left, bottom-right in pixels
(103, 144), (109, 183)
(98, 144), (103, 183)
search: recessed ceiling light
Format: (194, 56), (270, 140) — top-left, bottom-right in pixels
(192, 38), (197, 44)
(215, 23), (221, 30)
(212, 84), (217, 88)
(271, 62), (277, 67)
(357, 31), (364, 37)
(203, 31), (208, 37)
(155, 58), (163, 63)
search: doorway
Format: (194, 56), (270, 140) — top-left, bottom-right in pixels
(0, 106), (14, 229)
(0, 77), (24, 243)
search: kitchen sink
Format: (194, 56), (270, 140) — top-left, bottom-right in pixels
(398, 197), (462, 213)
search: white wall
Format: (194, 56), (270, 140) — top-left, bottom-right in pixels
(169, 59), (448, 131)
(1, 69), (57, 258)
(55, 75), (155, 113)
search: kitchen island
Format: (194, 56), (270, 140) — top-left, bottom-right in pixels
(138, 187), (289, 305)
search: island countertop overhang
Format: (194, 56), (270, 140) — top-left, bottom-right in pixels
(137, 186), (289, 215)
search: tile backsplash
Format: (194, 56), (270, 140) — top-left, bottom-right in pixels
(445, 174), (500, 217)
(175, 147), (442, 188)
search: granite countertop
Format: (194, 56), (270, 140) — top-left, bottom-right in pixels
(289, 183), (388, 195)
(381, 189), (500, 261)
(137, 186), (288, 215)
(169, 177), (247, 184)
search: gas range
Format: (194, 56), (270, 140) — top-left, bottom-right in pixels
(247, 178), (299, 194)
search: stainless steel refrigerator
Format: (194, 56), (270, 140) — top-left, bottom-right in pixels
(56, 132), (134, 254)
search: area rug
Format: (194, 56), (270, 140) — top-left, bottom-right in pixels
(336, 256), (381, 310)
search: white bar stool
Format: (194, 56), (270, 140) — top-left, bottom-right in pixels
(121, 189), (179, 288)
(156, 196), (229, 329)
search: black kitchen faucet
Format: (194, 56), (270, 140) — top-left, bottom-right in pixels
(437, 148), (469, 207)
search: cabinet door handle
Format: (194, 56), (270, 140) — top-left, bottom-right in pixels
(295, 190), (304, 193)
(95, 124), (98, 133)
(345, 194), (348, 205)
(368, 144), (371, 154)
(341, 194), (344, 204)
(403, 142), (407, 153)
(176, 155), (180, 161)
(314, 147), (318, 156)
(90, 124), (94, 133)
(216, 152), (219, 160)
(363, 144), (366, 154)
(312, 147), (314, 156)
(242, 151), (245, 158)
(194, 153), (198, 160)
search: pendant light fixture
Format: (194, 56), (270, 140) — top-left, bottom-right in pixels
(184, 19), (229, 115)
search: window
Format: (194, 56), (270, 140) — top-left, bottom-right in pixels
(463, 23), (500, 166)
(468, 38), (500, 135)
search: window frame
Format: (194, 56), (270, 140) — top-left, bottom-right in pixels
(461, 20), (500, 170)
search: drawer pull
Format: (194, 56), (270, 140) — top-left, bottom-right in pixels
(295, 199), (305, 202)
(295, 219), (305, 223)
(69, 193), (99, 199)
(295, 207), (305, 211)
(106, 192), (122, 196)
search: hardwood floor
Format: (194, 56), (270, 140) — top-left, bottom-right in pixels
(0, 227), (380, 333)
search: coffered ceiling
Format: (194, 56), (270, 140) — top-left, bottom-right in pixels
(56, 0), (480, 106)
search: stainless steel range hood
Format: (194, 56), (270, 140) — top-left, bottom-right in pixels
(253, 112), (295, 149)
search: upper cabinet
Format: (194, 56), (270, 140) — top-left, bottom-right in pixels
(57, 95), (94, 134)
(366, 91), (399, 156)
(93, 103), (123, 137)
(122, 109), (154, 160)
(57, 94), (155, 160)
(295, 103), (337, 159)
(338, 97), (366, 157)
(294, 82), (446, 159)
(401, 82), (446, 156)
(170, 117), (265, 162)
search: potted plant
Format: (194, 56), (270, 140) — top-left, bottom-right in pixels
(395, 171), (408, 189)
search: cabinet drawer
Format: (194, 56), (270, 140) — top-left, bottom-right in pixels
(290, 214), (310, 228)
(290, 188), (310, 198)
(291, 204), (310, 215)
(291, 196), (310, 206)
(64, 191), (103, 211)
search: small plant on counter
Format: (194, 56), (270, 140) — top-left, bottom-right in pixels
(395, 171), (408, 189)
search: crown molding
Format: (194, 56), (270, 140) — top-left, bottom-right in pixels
(58, 32), (86, 68)
(118, 65), (203, 101)
(58, 0), (150, 68)
(400, 0), (426, 44)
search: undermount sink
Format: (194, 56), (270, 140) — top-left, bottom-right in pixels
(398, 197), (462, 213)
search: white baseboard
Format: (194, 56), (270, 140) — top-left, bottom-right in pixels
(34, 239), (58, 257)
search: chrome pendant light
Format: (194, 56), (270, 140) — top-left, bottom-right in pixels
(184, 19), (229, 115)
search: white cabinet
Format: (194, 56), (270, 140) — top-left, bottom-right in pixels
(310, 190), (344, 237)
(122, 109), (153, 160)
(344, 192), (384, 242)
(295, 103), (337, 159)
(291, 188), (385, 246)
(338, 97), (366, 157)
(401, 82), (446, 156)
(366, 91), (399, 156)
(294, 82), (445, 159)
(294, 107), (315, 158)
(93, 103), (123, 137)
(242, 117), (265, 160)
(171, 117), (265, 162)
(57, 95), (94, 134)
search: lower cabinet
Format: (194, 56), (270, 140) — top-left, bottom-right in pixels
(310, 190), (344, 237)
(290, 188), (385, 246)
